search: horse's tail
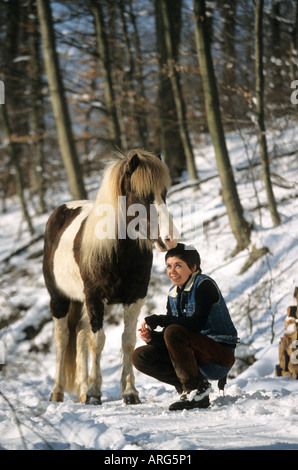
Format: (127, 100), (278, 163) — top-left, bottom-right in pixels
(65, 300), (83, 394)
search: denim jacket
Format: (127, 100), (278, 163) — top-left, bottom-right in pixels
(168, 272), (238, 345)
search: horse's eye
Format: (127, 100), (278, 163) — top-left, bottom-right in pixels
(161, 189), (167, 202)
(147, 192), (155, 204)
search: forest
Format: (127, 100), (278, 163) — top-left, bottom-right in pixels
(1, 0), (298, 450)
(1, 0), (297, 252)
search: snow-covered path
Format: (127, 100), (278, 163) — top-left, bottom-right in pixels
(1, 328), (298, 451)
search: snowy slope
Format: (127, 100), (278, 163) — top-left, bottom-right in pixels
(0, 128), (298, 450)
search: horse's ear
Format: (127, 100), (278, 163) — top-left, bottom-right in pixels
(128, 153), (140, 174)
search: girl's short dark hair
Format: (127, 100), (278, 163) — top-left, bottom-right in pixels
(165, 243), (202, 273)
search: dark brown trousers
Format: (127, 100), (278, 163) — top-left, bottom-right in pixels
(130, 324), (235, 393)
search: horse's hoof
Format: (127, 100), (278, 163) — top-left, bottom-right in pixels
(87, 395), (102, 405)
(80, 393), (88, 404)
(50, 392), (64, 402)
(82, 394), (102, 405)
(123, 394), (141, 405)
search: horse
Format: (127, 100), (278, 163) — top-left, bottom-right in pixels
(43, 149), (178, 405)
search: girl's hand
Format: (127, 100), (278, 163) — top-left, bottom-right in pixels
(138, 320), (152, 343)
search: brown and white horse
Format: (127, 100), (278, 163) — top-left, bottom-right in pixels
(43, 149), (178, 405)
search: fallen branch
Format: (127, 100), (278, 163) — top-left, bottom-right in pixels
(1, 234), (44, 264)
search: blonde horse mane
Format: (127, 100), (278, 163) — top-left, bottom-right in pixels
(104, 148), (171, 203)
(81, 149), (171, 272)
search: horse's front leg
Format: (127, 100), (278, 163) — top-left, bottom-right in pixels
(75, 306), (90, 404)
(121, 298), (144, 404)
(50, 316), (69, 402)
(84, 296), (105, 404)
(87, 326), (106, 404)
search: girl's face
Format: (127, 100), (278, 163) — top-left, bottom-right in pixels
(166, 256), (196, 288)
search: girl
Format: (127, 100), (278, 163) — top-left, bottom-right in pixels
(130, 243), (238, 410)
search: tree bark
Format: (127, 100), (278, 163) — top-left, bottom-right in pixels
(159, 0), (198, 181)
(254, 0), (281, 226)
(28, 0), (47, 213)
(37, 0), (87, 201)
(218, 0), (237, 89)
(0, 0), (34, 234)
(192, 0), (251, 252)
(290, 0), (298, 82)
(1, 104), (34, 235)
(120, 0), (148, 149)
(89, 0), (122, 149)
(155, 0), (187, 179)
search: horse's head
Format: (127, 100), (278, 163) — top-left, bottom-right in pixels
(116, 150), (179, 252)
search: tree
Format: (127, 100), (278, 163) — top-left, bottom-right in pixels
(0, 0), (34, 234)
(158, 0), (198, 181)
(217, 0), (237, 90)
(119, 0), (148, 149)
(290, 0), (298, 82)
(155, 0), (187, 180)
(192, 0), (251, 252)
(1, 104), (34, 235)
(89, 0), (122, 149)
(28, 0), (47, 214)
(253, 0), (281, 226)
(37, 0), (87, 201)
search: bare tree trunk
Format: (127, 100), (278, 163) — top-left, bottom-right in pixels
(192, 0), (251, 252)
(218, 0), (237, 90)
(1, 104), (34, 235)
(119, 0), (148, 149)
(155, 0), (186, 179)
(127, 0), (149, 148)
(290, 0), (298, 82)
(37, 0), (87, 201)
(159, 0), (198, 181)
(254, 0), (281, 226)
(28, 0), (47, 214)
(1, 0), (34, 234)
(89, 0), (122, 149)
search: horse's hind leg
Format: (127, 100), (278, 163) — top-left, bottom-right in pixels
(121, 298), (144, 404)
(50, 315), (69, 402)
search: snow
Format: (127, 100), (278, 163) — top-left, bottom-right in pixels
(0, 127), (298, 451)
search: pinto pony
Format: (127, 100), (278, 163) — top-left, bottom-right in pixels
(43, 149), (178, 405)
